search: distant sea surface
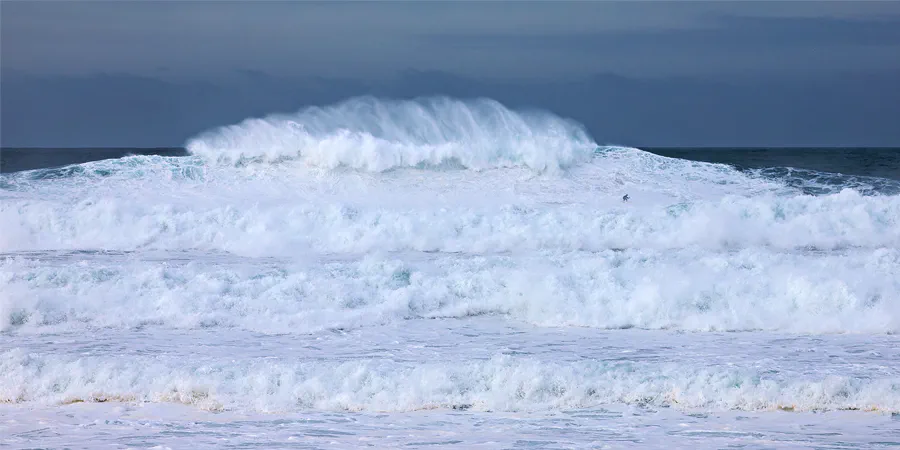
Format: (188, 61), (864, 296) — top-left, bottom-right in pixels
(2, 97), (899, 449)
(4, 146), (900, 181)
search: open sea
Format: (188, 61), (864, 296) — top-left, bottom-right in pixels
(2, 97), (899, 449)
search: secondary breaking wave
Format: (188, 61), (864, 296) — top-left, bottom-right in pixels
(3, 189), (899, 255)
(3, 350), (897, 414)
(186, 96), (598, 172)
(3, 249), (897, 334)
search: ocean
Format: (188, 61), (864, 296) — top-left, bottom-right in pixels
(1, 97), (899, 449)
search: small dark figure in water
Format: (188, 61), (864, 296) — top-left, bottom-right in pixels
(622, 194), (630, 202)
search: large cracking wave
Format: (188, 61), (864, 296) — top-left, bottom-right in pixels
(185, 96), (598, 172)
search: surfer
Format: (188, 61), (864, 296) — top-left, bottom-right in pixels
(622, 194), (629, 202)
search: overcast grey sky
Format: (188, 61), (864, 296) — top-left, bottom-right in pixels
(4, 1), (900, 80)
(2, 1), (900, 147)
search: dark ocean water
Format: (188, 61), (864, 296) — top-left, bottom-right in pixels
(0, 147), (189, 173)
(650, 147), (900, 196)
(649, 147), (900, 181)
(3, 146), (899, 177)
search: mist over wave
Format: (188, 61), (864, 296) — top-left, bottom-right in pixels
(186, 96), (598, 172)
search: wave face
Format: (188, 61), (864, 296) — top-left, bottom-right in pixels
(1, 97), (899, 421)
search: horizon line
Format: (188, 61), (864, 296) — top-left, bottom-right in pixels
(4, 146), (900, 151)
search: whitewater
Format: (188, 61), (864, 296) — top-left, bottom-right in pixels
(2, 97), (899, 449)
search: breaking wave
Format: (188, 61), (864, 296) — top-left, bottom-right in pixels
(185, 96), (598, 173)
(1, 96), (898, 337)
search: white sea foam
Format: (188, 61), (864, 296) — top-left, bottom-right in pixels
(4, 402), (897, 450)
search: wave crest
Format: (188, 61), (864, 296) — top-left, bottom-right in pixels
(185, 96), (598, 172)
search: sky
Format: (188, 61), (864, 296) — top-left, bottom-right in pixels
(2, 1), (900, 147)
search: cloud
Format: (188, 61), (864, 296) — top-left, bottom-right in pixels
(3, 2), (899, 80)
(430, 15), (900, 48)
(2, 2), (899, 148)
(417, 14), (900, 78)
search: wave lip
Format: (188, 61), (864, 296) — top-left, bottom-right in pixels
(185, 96), (598, 172)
